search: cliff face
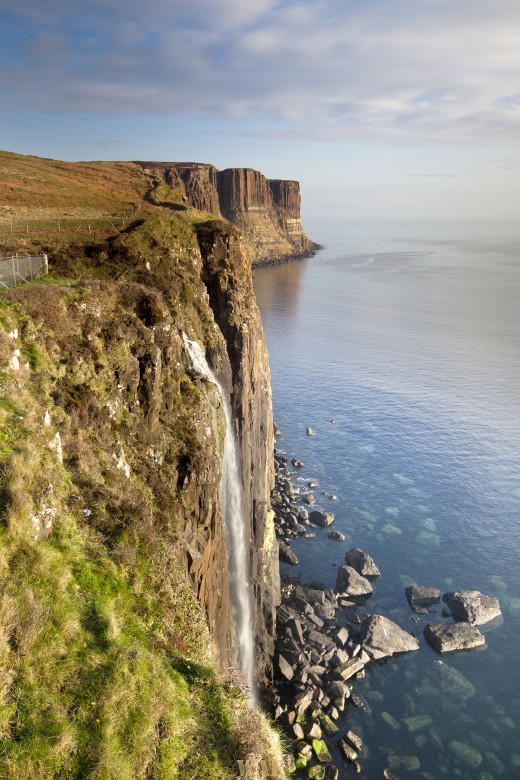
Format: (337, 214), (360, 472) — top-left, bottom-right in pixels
(135, 161), (318, 266)
(0, 209), (283, 776)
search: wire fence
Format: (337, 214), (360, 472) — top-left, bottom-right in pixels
(0, 254), (48, 289)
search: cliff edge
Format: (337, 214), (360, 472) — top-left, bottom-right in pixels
(0, 151), (286, 778)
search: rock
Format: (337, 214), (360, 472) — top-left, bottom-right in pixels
(361, 615), (419, 659)
(323, 766), (339, 780)
(449, 740), (483, 768)
(423, 622), (485, 653)
(343, 731), (364, 753)
(278, 540), (299, 565)
(331, 656), (365, 681)
(292, 722), (304, 740)
(335, 565), (373, 596)
(443, 590), (501, 625)
(334, 627), (349, 646)
(327, 531), (346, 541)
(308, 480), (319, 488)
(308, 766), (325, 779)
(387, 755), (420, 772)
(303, 494), (316, 506)
(405, 585), (441, 606)
(312, 739), (332, 763)
(338, 739), (358, 762)
(277, 653), (294, 681)
(306, 722), (322, 739)
(291, 459), (304, 468)
(329, 495), (337, 501)
(308, 629), (335, 650)
(319, 714), (339, 736)
(309, 510), (334, 527)
(381, 712), (401, 731)
(294, 688), (314, 715)
(403, 714), (433, 733)
(306, 427), (314, 436)
(345, 547), (380, 577)
(432, 660), (476, 700)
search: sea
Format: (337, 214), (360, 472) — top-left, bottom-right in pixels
(253, 219), (520, 780)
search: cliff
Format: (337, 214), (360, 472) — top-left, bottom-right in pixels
(135, 161), (319, 266)
(0, 196), (284, 777)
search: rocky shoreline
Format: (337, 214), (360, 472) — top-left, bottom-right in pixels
(266, 433), (503, 779)
(252, 243), (322, 269)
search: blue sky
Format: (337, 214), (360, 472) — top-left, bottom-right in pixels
(1, 0), (519, 220)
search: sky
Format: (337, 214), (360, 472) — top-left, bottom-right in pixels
(1, 0), (520, 221)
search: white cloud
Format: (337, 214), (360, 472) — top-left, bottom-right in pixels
(1, 0), (520, 143)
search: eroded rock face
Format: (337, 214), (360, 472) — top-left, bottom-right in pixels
(443, 591), (501, 625)
(361, 615), (420, 659)
(135, 160), (318, 265)
(197, 221), (280, 684)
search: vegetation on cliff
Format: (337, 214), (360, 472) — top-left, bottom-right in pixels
(0, 153), (285, 779)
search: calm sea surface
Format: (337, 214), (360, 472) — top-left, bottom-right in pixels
(253, 220), (520, 780)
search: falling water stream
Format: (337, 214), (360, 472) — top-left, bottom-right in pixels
(182, 334), (255, 693)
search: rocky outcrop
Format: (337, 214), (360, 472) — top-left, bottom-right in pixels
(135, 161), (318, 266)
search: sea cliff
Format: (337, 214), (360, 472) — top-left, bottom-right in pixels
(0, 150), (289, 778)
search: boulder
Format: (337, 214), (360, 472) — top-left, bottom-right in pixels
(327, 531), (346, 541)
(335, 565), (373, 596)
(278, 540), (299, 565)
(405, 585), (441, 606)
(309, 510), (335, 527)
(338, 739), (358, 762)
(443, 590), (501, 625)
(345, 547), (380, 577)
(291, 459), (304, 467)
(331, 656), (365, 681)
(423, 622), (485, 652)
(361, 615), (419, 659)
(306, 427), (314, 436)
(276, 653), (294, 681)
(303, 493), (316, 505)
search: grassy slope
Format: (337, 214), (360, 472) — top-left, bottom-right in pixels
(0, 150), (153, 255)
(0, 151), (286, 779)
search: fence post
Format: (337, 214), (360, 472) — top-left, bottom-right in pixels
(12, 258), (16, 285)
(43, 254), (49, 275)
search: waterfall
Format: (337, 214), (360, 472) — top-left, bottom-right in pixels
(182, 334), (255, 694)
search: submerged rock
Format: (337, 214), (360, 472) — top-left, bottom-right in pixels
(432, 659), (476, 700)
(424, 622), (485, 652)
(443, 590), (501, 625)
(345, 547), (381, 577)
(449, 740), (483, 768)
(361, 615), (420, 659)
(405, 585), (441, 606)
(327, 530), (346, 541)
(335, 565), (373, 596)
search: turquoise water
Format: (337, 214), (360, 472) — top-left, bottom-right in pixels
(253, 221), (520, 779)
